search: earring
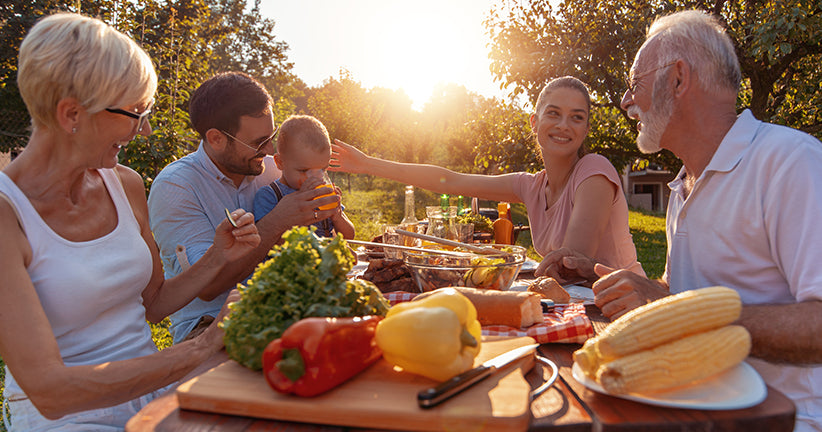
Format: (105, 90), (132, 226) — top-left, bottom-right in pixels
(72, 127), (77, 134)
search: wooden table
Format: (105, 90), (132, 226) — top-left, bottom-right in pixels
(126, 307), (796, 432)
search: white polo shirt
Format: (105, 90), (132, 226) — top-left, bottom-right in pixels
(664, 110), (822, 432)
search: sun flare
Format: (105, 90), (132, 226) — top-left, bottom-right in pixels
(263, 0), (499, 110)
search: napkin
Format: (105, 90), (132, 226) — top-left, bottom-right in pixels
(382, 291), (594, 344)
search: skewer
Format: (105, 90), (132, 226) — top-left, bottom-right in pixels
(395, 229), (503, 255)
(346, 239), (469, 257)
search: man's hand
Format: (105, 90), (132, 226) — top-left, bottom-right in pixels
(535, 247), (598, 284)
(213, 209), (261, 262)
(267, 177), (339, 229)
(592, 264), (669, 320)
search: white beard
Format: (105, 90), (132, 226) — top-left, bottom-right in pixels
(632, 76), (674, 154)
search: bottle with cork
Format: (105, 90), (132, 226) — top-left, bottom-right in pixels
(400, 185), (418, 246)
(401, 185), (418, 225)
(493, 202), (514, 244)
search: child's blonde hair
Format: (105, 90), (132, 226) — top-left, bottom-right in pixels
(276, 115), (331, 156)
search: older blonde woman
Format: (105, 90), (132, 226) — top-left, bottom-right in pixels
(0, 13), (259, 430)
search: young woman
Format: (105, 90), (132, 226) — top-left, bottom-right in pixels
(330, 76), (644, 283)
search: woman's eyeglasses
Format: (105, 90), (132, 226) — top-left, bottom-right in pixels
(220, 125), (279, 153)
(106, 99), (154, 133)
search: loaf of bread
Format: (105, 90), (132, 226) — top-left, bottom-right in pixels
(527, 277), (571, 303)
(415, 287), (544, 328)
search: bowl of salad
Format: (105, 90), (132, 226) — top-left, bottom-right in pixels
(402, 244), (526, 293)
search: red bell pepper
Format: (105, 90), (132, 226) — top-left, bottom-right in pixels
(262, 315), (383, 397)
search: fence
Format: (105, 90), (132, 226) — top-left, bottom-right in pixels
(0, 109), (29, 154)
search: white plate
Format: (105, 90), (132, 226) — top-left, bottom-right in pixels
(571, 361), (767, 410)
(510, 281), (595, 306)
(519, 258), (539, 273)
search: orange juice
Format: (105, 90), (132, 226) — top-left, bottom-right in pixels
(314, 183), (339, 210)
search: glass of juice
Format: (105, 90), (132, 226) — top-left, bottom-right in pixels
(312, 170), (339, 211)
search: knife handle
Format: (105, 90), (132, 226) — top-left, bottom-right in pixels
(417, 365), (493, 409)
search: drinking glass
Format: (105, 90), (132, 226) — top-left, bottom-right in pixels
(382, 224), (402, 260)
(311, 170), (339, 211)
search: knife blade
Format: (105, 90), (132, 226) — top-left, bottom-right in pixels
(417, 343), (539, 408)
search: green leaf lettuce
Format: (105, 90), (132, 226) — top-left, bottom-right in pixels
(220, 226), (389, 370)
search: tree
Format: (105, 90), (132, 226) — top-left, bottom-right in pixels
(421, 84), (536, 174)
(0, 0), (69, 153)
(485, 0), (822, 171)
(119, 0), (215, 188)
(307, 71), (419, 191)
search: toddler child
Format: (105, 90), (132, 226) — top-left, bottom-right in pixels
(253, 115), (355, 239)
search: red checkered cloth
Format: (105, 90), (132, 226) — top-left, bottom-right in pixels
(382, 291), (594, 344)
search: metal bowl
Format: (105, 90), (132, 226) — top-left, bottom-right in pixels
(402, 244), (526, 292)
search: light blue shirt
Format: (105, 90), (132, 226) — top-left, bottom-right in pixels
(147, 142), (280, 343)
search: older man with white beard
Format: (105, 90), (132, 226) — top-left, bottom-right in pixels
(537, 10), (822, 431)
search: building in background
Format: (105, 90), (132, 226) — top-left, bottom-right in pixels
(622, 164), (675, 213)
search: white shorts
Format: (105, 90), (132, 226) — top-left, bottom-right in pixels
(3, 389), (165, 432)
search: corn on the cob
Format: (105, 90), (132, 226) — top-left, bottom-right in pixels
(596, 325), (751, 394)
(574, 286), (741, 377)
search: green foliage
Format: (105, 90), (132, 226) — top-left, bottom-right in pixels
(628, 208), (667, 279)
(150, 319), (174, 351)
(220, 227), (389, 370)
(456, 213), (494, 233)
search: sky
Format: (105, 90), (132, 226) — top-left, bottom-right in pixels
(258, 0), (510, 110)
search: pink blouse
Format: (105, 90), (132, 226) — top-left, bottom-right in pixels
(511, 154), (644, 275)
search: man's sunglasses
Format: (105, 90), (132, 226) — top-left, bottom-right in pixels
(221, 125), (279, 153)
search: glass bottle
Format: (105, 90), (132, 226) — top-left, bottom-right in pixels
(401, 185), (418, 225)
(493, 202), (514, 244)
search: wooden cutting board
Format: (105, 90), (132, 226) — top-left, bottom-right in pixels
(177, 336), (538, 431)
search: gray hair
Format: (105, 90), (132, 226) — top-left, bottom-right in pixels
(646, 10), (741, 95)
(18, 13), (157, 130)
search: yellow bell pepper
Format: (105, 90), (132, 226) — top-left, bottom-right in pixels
(376, 288), (482, 381)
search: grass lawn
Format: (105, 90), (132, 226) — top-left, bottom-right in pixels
(0, 207), (666, 429)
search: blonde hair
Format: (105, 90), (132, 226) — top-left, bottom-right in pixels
(276, 115), (331, 156)
(18, 13), (157, 130)
(646, 10), (741, 95)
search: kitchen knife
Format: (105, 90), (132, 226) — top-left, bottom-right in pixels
(417, 343), (540, 408)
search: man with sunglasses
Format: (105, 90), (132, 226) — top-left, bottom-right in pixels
(147, 72), (339, 343)
(539, 10), (822, 430)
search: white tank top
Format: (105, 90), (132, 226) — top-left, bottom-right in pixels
(0, 169), (157, 397)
